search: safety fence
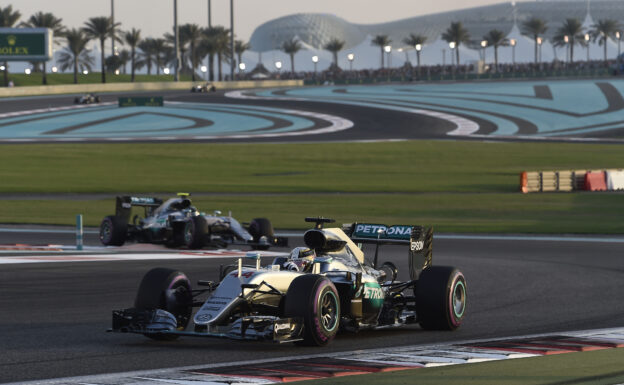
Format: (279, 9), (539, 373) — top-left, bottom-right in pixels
(520, 169), (624, 193)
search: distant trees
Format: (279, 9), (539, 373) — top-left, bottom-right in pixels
(522, 17), (548, 64)
(281, 38), (302, 73)
(123, 28), (141, 81)
(83, 16), (120, 83)
(20, 11), (65, 85)
(371, 35), (391, 69)
(590, 19), (621, 64)
(324, 38), (345, 68)
(483, 29), (508, 72)
(0, 5), (21, 86)
(553, 18), (584, 62)
(403, 34), (427, 68)
(442, 22), (470, 65)
(57, 28), (93, 84)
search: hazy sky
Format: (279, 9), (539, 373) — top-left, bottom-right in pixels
(12, 0), (505, 42)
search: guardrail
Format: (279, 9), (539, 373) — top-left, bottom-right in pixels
(521, 169), (624, 193)
(0, 79), (303, 98)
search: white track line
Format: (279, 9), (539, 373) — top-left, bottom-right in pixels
(9, 327), (624, 385)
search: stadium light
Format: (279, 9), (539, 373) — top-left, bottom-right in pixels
(83, 70), (89, 75)
(480, 40), (487, 61)
(347, 53), (354, 71)
(384, 45), (392, 68)
(415, 44), (422, 78)
(51, 66), (58, 73)
(0, 65), (5, 71)
(510, 39), (516, 66)
(617, 31), (622, 73)
(275, 61), (282, 70)
(239, 62), (246, 71)
(585, 33), (590, 62)
(164, 68), (171, 75)
(312, 55), (318, 74)
(537, 37), (543, 63)
(24, 68), (31, 75)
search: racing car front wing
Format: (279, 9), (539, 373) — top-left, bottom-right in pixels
(110, 308), (304, 343)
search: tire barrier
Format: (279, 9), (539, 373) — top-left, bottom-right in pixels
(521, 169), (623, 193)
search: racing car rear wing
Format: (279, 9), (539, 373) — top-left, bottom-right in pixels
(115, 196), (163, 222)
(344, 223), (433, 280)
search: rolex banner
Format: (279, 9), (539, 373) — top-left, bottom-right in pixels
(0, 28), (52, 61)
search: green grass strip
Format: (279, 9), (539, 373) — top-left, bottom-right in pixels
(305, 348), (624, 385)
(1, 140), (623, 231)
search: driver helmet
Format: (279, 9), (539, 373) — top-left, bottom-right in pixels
(290, 247), (315, 260)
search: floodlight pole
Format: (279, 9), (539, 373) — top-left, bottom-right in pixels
(230, 0), (235, 80)
(207, 0), (212, 28)
(111, 0), (115, 56)
(174, 0), (180, 81)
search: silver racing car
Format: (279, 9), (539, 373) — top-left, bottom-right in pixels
(99, 194), (286, 250)
(111, 217), (467, 346)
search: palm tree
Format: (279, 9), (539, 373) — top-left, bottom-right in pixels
(521, 17), (548, 64)
(57, 28), (93, 84)
(151, 38), (168, 75)
(324, 38), (345, 68)
(164, 28), (190, 74)
(484, 29), (508, 72)
(180, 24), (203, 80)
(590, 19), (621, 64)
(203, 26), (230, 81)
(0, 5), (21, 87)
(281, 38), (302, 73)
(137, 38), (156, 75)
(123, 28), (141, 81)
(403, 34), (427, 71)
(371, 35), (391, 69)
(234, 40), (251, 69)
(117, 49), (130, 74)
(20, 11), (65, 85)
(83, 16), (120, 83)
(553, 18), (584, 63)
(441, 22), (470, 66)
(200, 31), (218, 81)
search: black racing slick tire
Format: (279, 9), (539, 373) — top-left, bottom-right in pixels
(415, 266), (466, 331)
(99, 215), (127, 246)
(284, 275), (340, 346)
(183, 216), (208, 249)
(248, 218), (274, 250)
(134, 268), (193, 340)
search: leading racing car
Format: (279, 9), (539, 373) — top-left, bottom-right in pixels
(99, 194), (286, 250)
(110, 217), (467, 346)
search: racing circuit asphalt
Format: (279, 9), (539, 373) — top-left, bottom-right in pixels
(0, 89), (456, 143)
(1, 230), (623, 383)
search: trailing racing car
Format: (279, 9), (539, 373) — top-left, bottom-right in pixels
(74, 93), (100, 104)
(110, 217), (467, 346)
(191, 83), (216, 93)
(99, 194), (286, 250)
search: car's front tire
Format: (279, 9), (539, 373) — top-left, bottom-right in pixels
(183, 216), (208, 249)
(134, 268), (193, 340)
(284, 275), (340, 346)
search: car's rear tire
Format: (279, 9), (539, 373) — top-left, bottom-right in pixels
(284, 275), (340, 346)
(248, 218), (274, 250)
(134, 268), (193, 340)
(415, 266), (466, 330)
(184, 216), (208, 249)
(99, 215), (127, 246)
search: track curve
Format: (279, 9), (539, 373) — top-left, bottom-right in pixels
(0, 230), (623, 383)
